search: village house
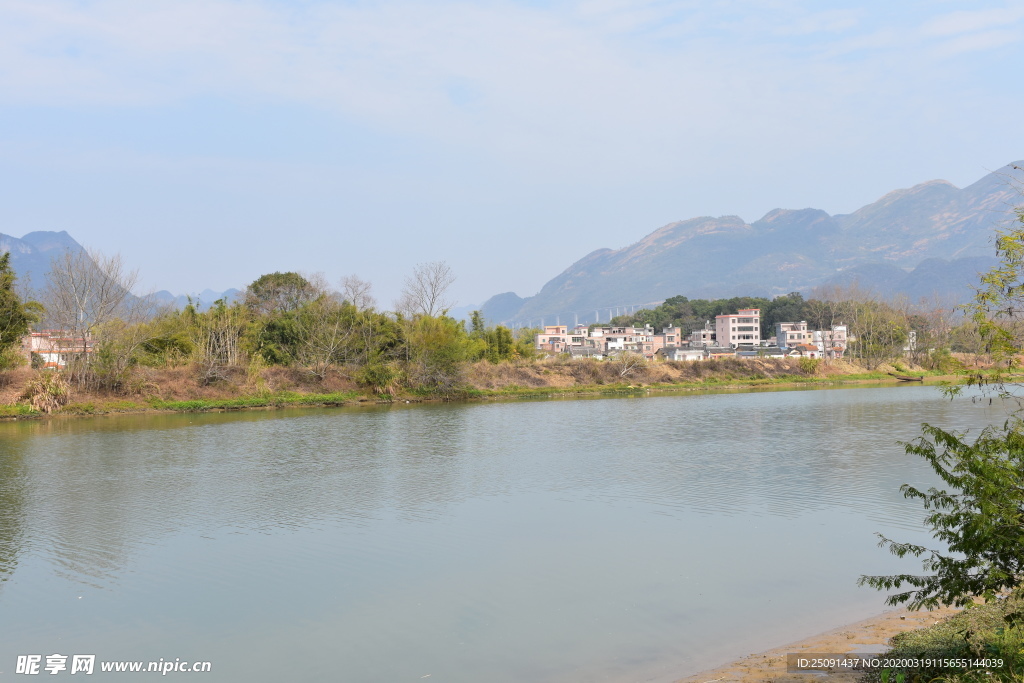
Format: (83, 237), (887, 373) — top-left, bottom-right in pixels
(775, 321), (813, 348)
(20, 330), (95, 369)
(736, 346), (788, 359)
(775, 321), (848, 358)
(533, 308), (857, 362)
(538, 323), (664, 358)
(656, 346), (708, 361)
(534, 312), (748, 360)
(716, 309), (761, 347)
(688, 322), (715, 346)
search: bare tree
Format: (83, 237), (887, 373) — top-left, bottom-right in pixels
(293, 295), (359, 379)
(340, 274), (376, 310)
(396, 261), (456, 317)
(43, 249), (142, 341)
(42, 248), (153, 389)
(189, 299), (246, 385)
(614, 350), (647, 378)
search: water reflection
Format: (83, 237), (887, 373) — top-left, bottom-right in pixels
(0, 443), (25, 592)
(0, 386), (1011, 682)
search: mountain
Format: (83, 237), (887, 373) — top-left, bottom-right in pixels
(0, 230), (87, 292)
(152, 288), (243, 310)
(0, 231), (242, 309)
(482, 162), (1023, 325)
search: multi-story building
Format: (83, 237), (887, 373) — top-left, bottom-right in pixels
(776, 321), (814, 348)
(20, 331), (95, 369)
(535, 325), (570, 354)
(715, 308), (761, 348)
(776, 321), (848, 358)
(534, 309), (807, 359)
(688, 322), (716, 347)
(815, 325), (848, 359)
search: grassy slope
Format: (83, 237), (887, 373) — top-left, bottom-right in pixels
(0, 357), (957, 420)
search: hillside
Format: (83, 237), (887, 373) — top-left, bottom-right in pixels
(0, 230), (85, 292)
(482, 162), (1024, 325)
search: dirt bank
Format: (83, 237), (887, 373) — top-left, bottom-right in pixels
(675, 606), (961, 683)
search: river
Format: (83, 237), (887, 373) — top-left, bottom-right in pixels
(0, 385), (1009, 681)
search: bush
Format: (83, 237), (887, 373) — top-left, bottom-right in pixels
(356, 362), (403, 398)
(21, 372), (71, 413)
(867, 593), (1024, 682)
(798, 357), (820, 375)
(923, 348), (965, 373)
(0, 347), (25, 370)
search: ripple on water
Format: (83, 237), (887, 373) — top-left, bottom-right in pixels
(0, 385), (1008, 682)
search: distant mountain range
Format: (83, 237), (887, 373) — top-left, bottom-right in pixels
(5, 161), (1022, 326)
(0, 230), (239, 310)
(0, 230), (85, 292)
(481, 161), (1024, 326)
(150, 289), (242, 310)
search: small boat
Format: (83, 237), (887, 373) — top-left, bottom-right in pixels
(888, 372), (924, 382)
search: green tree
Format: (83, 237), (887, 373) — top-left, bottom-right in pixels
(0, 253), (38, 367)
(859, 422), (1024, 609)
(761, 292), (808, 339)
(860, 199), (1024, 609)
(405, 314), (470, 396)
(244, 272), (318, 317)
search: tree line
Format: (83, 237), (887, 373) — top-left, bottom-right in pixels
(0, 255), (535, 398)
(0, 246), (990, 400)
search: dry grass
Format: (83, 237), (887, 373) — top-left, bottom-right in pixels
(0, 363), (361, 409)
(0, 367), (34, 405)
(0, 354), (913, 418)
(464, 356), (840, 391)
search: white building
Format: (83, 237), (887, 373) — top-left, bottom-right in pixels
(715, 308), (761, 348)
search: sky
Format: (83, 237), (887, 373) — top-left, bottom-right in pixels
(0, 0), (1022, 309)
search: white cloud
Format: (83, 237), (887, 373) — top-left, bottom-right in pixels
(921, 5), (1024, 37)
(1, 0), (1022, 301)
(929, 28), (1023, 57)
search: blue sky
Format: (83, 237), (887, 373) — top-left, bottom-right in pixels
(0, 0), (1022, 307)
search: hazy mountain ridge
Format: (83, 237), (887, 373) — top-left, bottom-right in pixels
(0, 230), (86, 292)
(151, 289), (243, 310)
(481, 162), (1023, 325)
(0, 231), (241, 309)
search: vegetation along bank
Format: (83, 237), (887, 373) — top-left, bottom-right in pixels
(0, 246), (989, 420)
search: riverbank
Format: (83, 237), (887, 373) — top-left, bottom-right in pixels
(675, 606), (962, 683)
(0, 358), (956, 420)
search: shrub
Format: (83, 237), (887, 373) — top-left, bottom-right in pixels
(21, 372), (71, 413)
(798, 357), (820, 375)
(356, 362), (403, 398)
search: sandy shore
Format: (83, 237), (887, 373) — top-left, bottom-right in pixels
(674, 606), (961, 683)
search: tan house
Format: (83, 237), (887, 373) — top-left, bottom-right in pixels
(21, 331), (95, 369)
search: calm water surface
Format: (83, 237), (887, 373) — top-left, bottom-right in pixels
(0, 386), (1010, 681)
